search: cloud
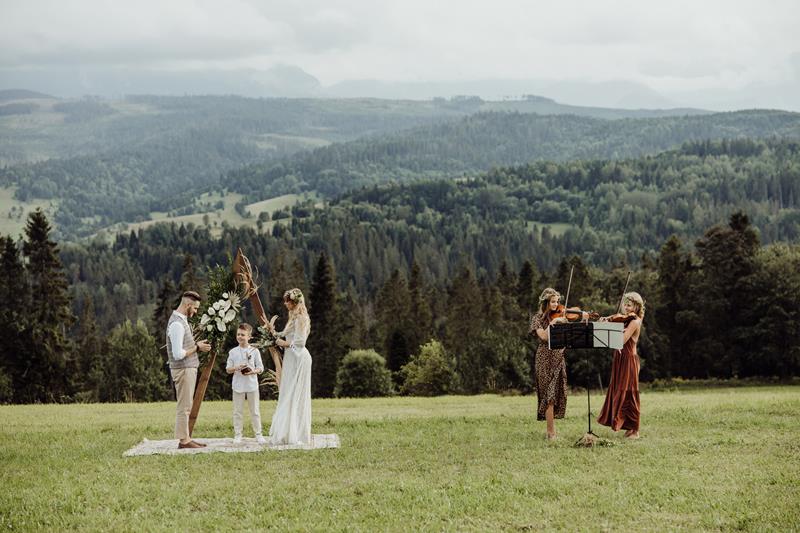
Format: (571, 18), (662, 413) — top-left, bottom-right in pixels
(0, 0), (294, 67)
(0, 0), (798, 107)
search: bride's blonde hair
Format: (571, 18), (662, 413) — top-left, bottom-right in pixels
(284, 288), (310, 332)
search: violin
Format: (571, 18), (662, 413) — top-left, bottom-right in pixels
(549, 304), (600, 322)
(600, 312), (638, 325)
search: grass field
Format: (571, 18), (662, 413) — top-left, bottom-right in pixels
(0, 186), (59, 238)
(1, 387), (798, 531)
(527, 221), (574, 238)
(114, 191), (318, 237)
(0, 185), (318, 240)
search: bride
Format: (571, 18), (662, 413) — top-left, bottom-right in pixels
(268, 288), (312, 445)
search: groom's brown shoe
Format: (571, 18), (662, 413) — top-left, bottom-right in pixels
(178, 440), (203, 449)
(190, 440), (207, 447)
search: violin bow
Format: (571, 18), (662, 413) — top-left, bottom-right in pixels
(563, 265), (574, 310)
(617, 271), (632, 314)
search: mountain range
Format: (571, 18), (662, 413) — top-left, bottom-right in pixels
(4, 64), (798, 111)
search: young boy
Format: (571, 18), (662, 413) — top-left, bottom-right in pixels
(226, 323), (266, 444)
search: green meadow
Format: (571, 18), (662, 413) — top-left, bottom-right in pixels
(109, 191), (318, 237)
(1, 386), (798, 531)
(0, 186), (315, 240)
(0, 186), (58, 238)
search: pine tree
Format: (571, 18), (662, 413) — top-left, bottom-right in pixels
(99, 320), (170, 402)
(308, 253), (341, 397)
(496, 260), (524, 325)
(408, 261), (433, 352)
(445, 264), (483, 392)
(655, 235), (696, 377)
(375, 270), (413, 372)
(21, 209), (75, 402)
(517, 259), (539, 313)
(553, 255), (593, 305)
(267, 249), (307, 322)
(338, 289), (368, 356)
(179, 253), (202, 296)
(74, 296), (106, 400)
(151, 277), (177, 341)
(0, 235), (30, 402)
(694, 211), (760, 377)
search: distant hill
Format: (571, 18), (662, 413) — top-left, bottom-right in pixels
(2, 92), (798, 240)
(0, 95), (471, 237)
(479, 95), (708, 119)
(226, 109), (800, 199)
(264, 138), (800, 280)
(0, 89), (55, 102)
(326, 78), (689, 110)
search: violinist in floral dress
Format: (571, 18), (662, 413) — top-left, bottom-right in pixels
(597, 292), (645, 439)
(530, 287), (570, 440)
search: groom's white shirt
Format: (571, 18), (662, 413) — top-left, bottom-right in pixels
(168, 311), (190, 360)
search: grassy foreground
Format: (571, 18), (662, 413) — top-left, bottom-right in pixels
(1, 387), (798, 531)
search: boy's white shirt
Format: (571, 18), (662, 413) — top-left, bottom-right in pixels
(226, 345), (264, 393)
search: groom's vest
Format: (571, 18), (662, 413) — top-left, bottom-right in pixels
(166, 312), (199, 369)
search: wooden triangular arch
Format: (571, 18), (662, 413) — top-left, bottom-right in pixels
(188, 248), (283, 436)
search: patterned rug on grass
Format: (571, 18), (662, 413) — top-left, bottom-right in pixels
(123, 434), (340, 457)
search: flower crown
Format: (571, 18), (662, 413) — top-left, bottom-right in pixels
(284, 288), (304, 304)
(538, 288), (561, 303)
(624, 292), (645, 315)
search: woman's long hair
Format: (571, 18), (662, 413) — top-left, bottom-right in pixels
(284, 288), (311, 335)
(624, 291), (646, 320)
(538, 287), (561, 315)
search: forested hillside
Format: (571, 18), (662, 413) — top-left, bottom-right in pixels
(2, 99), (797, 239)
(226, 110), (800, 200)
(60, 138), (797, 323)
(0, 95), (471, 237)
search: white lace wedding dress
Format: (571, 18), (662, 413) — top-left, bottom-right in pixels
(268, 315), (312, 445)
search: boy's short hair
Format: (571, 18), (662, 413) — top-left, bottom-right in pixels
(238, 323), (253, 334)
(182, 291), (201, 302)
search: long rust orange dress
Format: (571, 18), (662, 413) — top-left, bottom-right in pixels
(597, 334), (640, 432)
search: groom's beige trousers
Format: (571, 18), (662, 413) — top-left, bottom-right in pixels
(171, 367), (197, 440)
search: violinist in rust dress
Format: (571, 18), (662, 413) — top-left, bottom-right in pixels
(530, 287), (570, 440)
(597, 292), (645, 439)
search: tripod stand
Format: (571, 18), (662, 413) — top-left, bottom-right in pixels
(576, 354), (600, 446)
(549, 321), (621, 446)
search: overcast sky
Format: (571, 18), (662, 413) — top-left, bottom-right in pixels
(1, 0), (798, 108)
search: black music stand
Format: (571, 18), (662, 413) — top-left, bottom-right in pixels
(549, 322), (594, 350)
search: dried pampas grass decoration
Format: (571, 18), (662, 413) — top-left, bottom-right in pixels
(234, 253), (260, 300)
(260, 369), (279, 394)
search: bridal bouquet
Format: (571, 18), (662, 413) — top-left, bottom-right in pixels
(252, 315), (280, 349)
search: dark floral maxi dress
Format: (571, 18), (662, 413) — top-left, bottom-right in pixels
(530, 312), (568, 421)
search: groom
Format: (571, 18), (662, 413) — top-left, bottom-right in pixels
(167, 290), (212, 449)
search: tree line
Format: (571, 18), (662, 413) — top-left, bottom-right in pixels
(1, 205), (797, 404)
